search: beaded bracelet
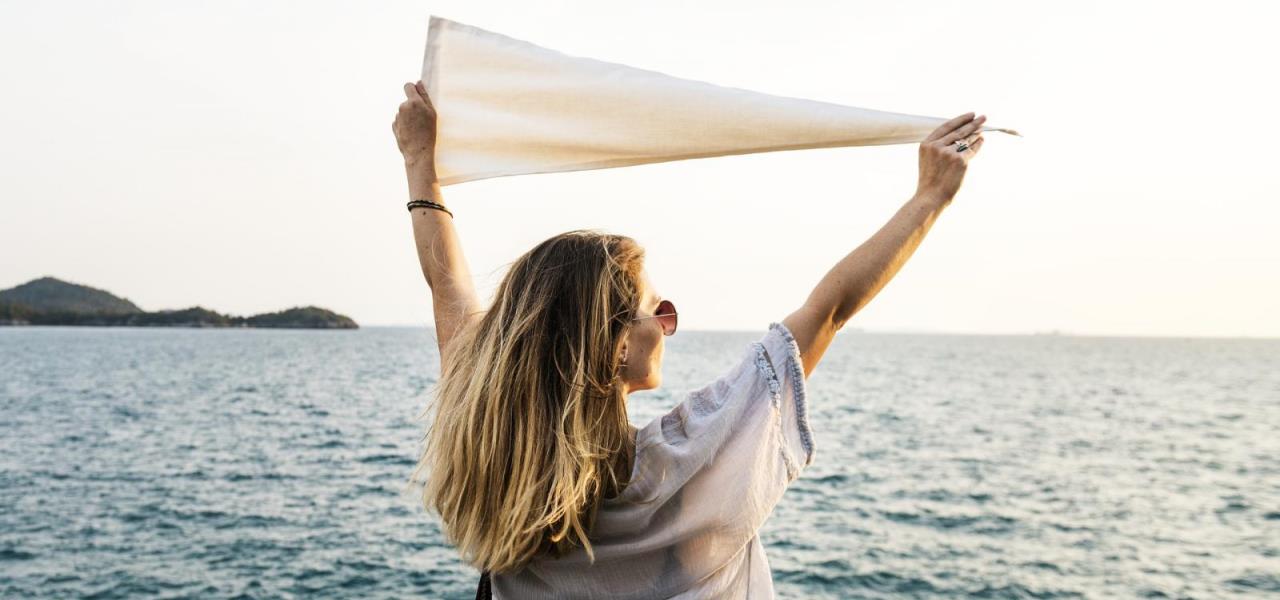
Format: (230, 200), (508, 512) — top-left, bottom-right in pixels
(406, 198), (453, 218)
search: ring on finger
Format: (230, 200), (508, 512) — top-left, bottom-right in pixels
(952, 133), (981, 152)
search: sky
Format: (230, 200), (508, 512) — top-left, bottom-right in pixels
(1, 1), (1277, 337)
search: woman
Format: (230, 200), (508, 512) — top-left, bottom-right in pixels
(393, 80), (986, 599)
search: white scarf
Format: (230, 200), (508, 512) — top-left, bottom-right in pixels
(422, 15), (1018, 187)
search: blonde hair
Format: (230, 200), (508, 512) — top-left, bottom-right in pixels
(409, 229), (645, 574)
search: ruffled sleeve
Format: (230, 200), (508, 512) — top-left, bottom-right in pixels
(755, 321), (815, 478)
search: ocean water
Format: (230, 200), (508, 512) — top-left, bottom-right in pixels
(1, 326), (1277, 599)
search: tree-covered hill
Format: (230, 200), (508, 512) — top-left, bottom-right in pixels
(0, 276), (142, 314)
(243, 306), (358, 329)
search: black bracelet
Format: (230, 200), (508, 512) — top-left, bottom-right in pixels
(407, 198), (453, 218)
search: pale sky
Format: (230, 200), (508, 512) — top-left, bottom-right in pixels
(2, 1), (1277, 337)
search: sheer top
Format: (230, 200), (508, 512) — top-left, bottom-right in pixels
(493, 321), (815, 599)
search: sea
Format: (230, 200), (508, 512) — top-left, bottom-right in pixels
(1, 326), (1277, 599)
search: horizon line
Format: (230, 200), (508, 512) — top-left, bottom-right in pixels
(354, 323), (1280, 341)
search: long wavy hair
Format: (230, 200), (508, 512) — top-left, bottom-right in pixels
(409, 229), (644, 574)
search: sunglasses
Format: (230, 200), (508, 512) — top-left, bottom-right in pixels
(632, 299), (678, 336)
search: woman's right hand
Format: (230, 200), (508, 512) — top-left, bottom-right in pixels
(915, 112), (986, 203)
(394, 81), (439, 176)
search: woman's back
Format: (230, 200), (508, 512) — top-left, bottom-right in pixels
(494, 322), (813, 599)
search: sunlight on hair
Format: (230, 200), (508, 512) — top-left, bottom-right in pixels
(407, 230), (645, 573)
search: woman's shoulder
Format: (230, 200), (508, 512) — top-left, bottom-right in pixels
(619, 322), (802, 497)
(639, 321), (799, 438)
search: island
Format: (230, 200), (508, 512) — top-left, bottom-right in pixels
(0, 277), (358, 329)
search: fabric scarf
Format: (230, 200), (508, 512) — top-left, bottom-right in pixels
(421, 15), (1018, 187)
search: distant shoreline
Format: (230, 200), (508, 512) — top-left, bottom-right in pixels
(0, 277), (358, 330)
(0, 321), (357, 330)
(0, 323), (357, 330)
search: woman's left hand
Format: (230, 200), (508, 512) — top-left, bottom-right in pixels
(394, 81), (438, 175)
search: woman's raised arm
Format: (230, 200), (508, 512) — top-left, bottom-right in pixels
(781, 112), (988, 379)
(394, 81), (483, 359)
